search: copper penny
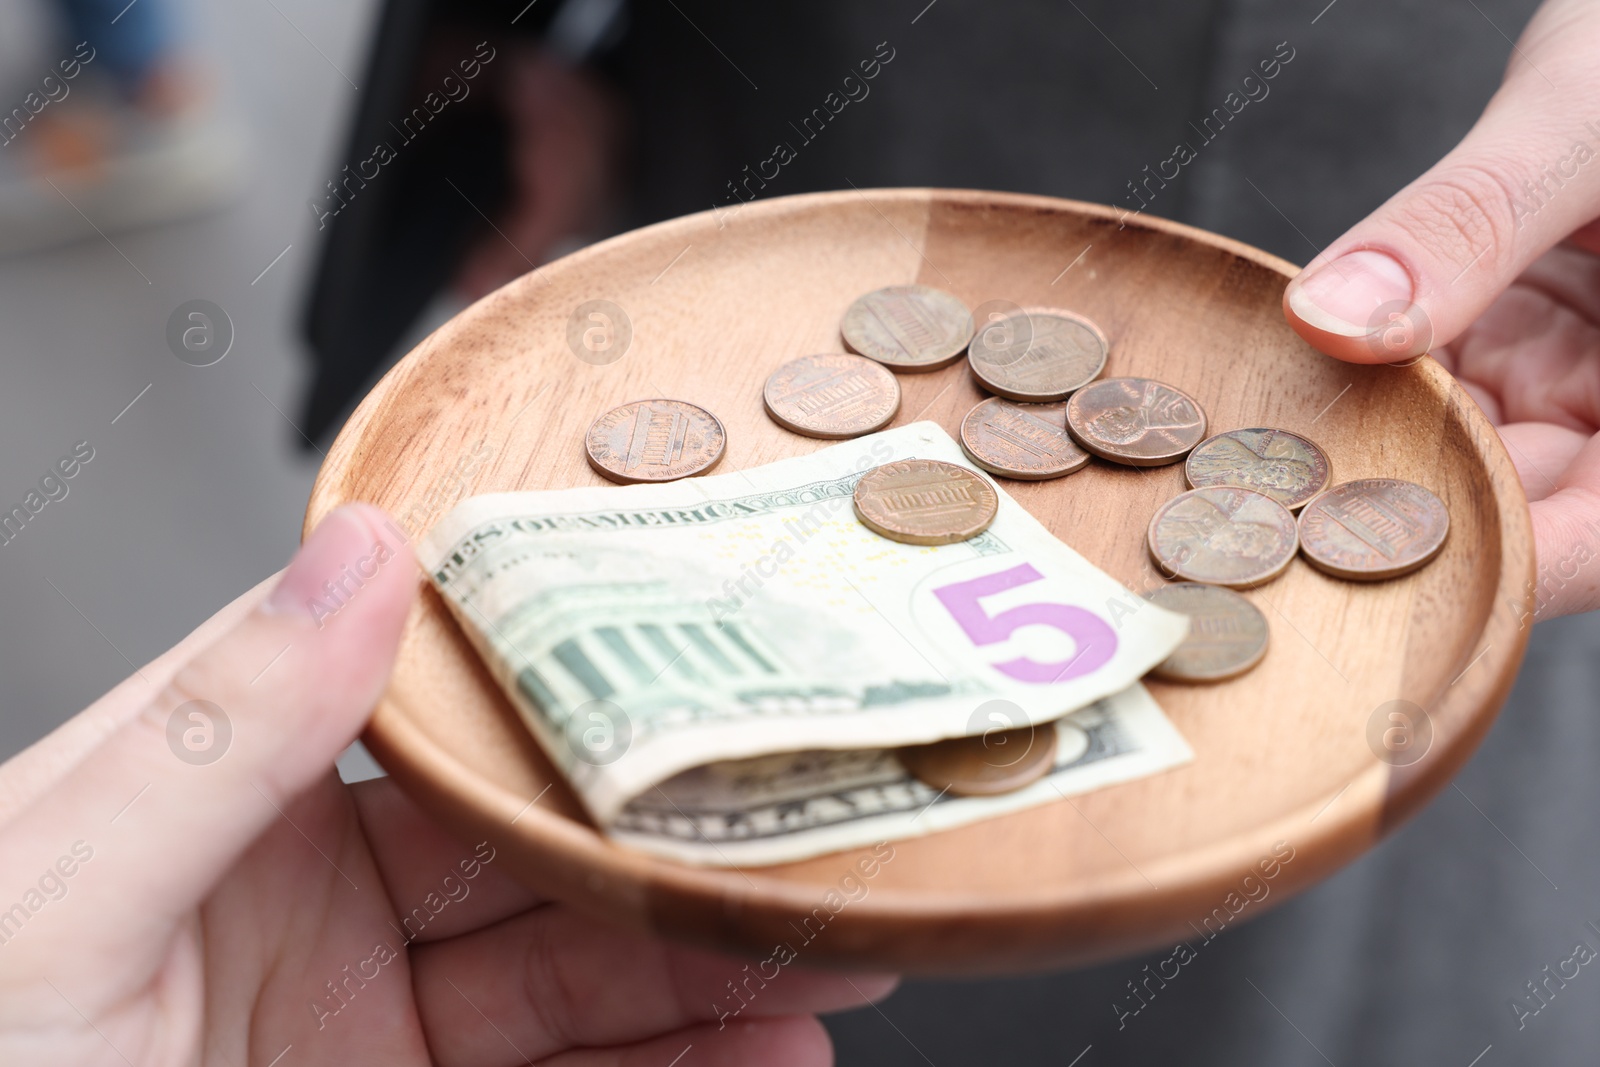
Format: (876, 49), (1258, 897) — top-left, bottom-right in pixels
(852, 459), (999, 546)
(763, 353), (901, 439)
(1185, 428), (1332, 510)
(840, 285), (974, 372)
(1298, 478), (1449, 580)
(584, 399), (726, 484)
(1147, 486), (1298, 588)
(1144, 583), (1270, 683)
(959, 397), (1090, 480)
(896, 725), (1058, 797)
(1066, 377), (1207, 466)
(967, 307), (1108, 401)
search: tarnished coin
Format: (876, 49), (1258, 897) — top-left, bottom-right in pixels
(763, 353), (901, 439)
(1147, 486), (1299, 588)
(967, 308), (1108, 402)
(853, 459), (999, 545)
(959, 398), (1090, 480)
(584, 399), (726, 484)
(1185, 428), (1332, 510)
(1066, 377), (1207, 466)
(1144, 583), (1270, 683)
(841, 285), (974, 372)
(897, 725), (1058, 797)
(1298, 478), (1449, 580)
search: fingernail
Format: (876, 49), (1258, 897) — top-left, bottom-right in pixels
(264, 505), (384, 621)
(1287, 249), (1414, 337)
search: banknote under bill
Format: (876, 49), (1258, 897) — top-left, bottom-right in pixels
(613, 684), (1187, 865)
(421, 422), (1193, 863)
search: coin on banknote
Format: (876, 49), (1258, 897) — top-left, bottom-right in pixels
(1297, 478), (1449, 580)
(967, 308), (1107, 401)
(1147, 486), (1298, 587)
(763, 353), (901, 439)
(1185, 428), (1331, 510)
(959, 397), (1090, 480)
(584, 399), (726, 484)
(897, 724), (1058, 797)
(1066, 377), (1207, 466)
(1144, 583), (1269, 682)
(853, 459), (999, 545)
(841, 285), (974, 372)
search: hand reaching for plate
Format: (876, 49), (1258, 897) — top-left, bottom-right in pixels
(0, 504), (894, 1066)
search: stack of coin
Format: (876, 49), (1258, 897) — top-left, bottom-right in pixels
(1143, 421), (1447, 590)
(573, 282), (1451, 721)
(952, 304), (1112, 481)
(838, 295), (1030, 798)
(1133, 423), (1450, 688)
(758, 285), (976, 445)
(563, 278), (1468, 820)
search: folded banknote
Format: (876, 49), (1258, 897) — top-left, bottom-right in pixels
(421, 422), (1191, 863)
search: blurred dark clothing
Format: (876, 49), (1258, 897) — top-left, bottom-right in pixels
(606, 1), (1594, 1065)
(615, 0), (1524, 269)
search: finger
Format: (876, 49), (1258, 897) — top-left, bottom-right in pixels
(0, 504), (417, 972)
(1283, 0), (1600, 363)
(539, 1016), (835, 1067)
(1515, 240), (1600, 323)
(349, 776), (546, 943)
(1499, 421), (1590, 501)
(413, 904), (898, 1066)
(0, 573), (277, 826)
(1443, 248), (1600, 432)
(1528, 430), (1600, 619)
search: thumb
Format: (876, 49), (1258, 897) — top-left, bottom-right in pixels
(0, 504), (417, 970)
(1283, 0), (1600, 363)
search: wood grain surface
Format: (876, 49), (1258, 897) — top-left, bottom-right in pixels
(305, 188), (1535, 974)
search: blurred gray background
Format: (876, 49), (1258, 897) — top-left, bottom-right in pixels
(2, 0), (1598, 1064)
(0, 0), (399, 751)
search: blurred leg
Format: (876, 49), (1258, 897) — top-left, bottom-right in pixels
(54, 0), (178, 94)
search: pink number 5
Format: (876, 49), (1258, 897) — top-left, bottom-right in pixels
(932, 563), (1117, 683)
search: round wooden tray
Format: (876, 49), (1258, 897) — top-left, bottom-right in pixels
(306, 188), (1533, 974)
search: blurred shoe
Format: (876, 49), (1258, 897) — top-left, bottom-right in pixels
(0, 60), (246, 255)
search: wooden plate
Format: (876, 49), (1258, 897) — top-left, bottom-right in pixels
(306, 188), (1533, 974)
